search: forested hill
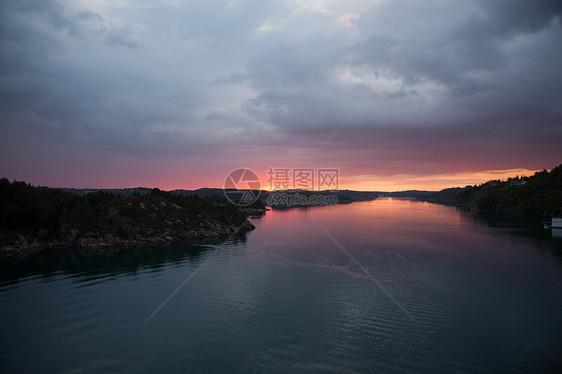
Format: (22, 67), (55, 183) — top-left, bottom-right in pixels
(419, 165), (562, 217)
(0, 178), (253, 253)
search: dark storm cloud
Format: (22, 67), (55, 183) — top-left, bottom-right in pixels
(0, 0), (222, 160)
(0, 0), (561, 187)
(248, 0), (562, 131)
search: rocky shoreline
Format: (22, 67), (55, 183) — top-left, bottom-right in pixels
(1, 219), (255, 257)
(0, 180), (262, 257)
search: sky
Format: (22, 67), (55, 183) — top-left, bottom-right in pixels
(1, 0), (561, 191)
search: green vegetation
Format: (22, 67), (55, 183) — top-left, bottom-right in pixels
(420, 165), (562, 217)
(0, 179), (249, 248)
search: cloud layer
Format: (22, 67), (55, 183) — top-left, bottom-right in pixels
(1, 0), (561, 189)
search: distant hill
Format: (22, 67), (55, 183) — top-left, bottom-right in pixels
(59, 187), (153, 196)
(386, 190), (435, 198)
(417, 187), (467, 205)
(56, 186), (434, 202)
(56, 187), (385, 206)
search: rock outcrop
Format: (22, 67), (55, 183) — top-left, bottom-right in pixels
(2, 219), (255, 254)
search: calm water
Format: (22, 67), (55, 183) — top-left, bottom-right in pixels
(1, 198), (562, 373)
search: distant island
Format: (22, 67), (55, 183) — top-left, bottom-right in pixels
(417, 165), (562, 217)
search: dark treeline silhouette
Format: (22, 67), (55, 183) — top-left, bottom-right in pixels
(0, 178), (248, 246)
(419, 165), (562, 217)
